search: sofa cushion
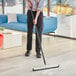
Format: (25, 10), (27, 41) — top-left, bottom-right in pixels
(0, 22), (27, 32)
(17, 14), (27, 23)
(0, 15), (8, 24)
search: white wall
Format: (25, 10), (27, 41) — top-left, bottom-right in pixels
(55, 0), (76, 38)
(56, 15), (76, 38)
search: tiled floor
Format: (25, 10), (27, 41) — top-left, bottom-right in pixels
(0, 33), (76, 76)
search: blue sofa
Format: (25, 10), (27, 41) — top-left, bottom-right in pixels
(0, 14), (57, 33)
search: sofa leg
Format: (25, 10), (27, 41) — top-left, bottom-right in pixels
(54, 32), (55, 37)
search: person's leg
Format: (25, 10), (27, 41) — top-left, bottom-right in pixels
(35, 12), (43, 58)
(25, 10), (33, 56)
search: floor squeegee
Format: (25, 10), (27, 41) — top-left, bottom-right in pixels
(30, 10), (60, 71)
(27, 0), (60, 71)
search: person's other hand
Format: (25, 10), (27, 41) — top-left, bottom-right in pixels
(33, 18), (37, 25)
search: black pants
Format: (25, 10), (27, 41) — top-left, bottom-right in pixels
(27, 10), (43, 54)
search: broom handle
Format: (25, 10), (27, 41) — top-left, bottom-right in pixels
(30, 10), (47, 65)
(35, 26), (46, 65)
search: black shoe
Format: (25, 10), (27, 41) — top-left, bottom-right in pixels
(25, 51), (30, 57)
(36, 53), (41, 58)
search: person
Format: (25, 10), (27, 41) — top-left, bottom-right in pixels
(25, 0), (44, 58)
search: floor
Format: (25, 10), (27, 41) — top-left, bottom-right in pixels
(0, 33), (76, 76)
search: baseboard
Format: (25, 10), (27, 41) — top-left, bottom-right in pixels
(44, 33), (76, 40)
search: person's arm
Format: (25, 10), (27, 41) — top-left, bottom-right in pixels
(33, 0), (44, 24)
(33, 10), (40, 24)
(26, 0), (28, 2)
(26, 0), (32, 9)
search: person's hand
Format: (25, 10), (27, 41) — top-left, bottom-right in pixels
(33, 18), (37, 25)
